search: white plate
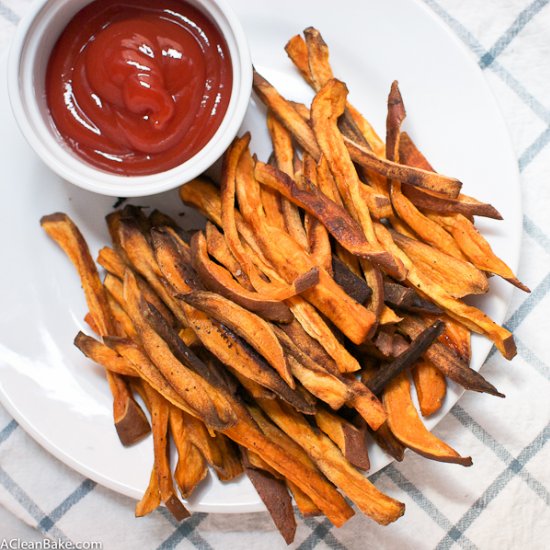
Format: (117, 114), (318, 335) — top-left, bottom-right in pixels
(0, 0), (521, 513)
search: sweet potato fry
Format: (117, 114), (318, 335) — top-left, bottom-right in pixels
(222, 135), (320, 300)
(331, 255), (372, 304)
(97, 246), (127, 278)
(123, 269), (236, 429)
(255, 161), (396, 276)
(428, 212), (529, 292)
(390, 230), (488, 297)
(104, 337), (196, 413)
(370, 422), (405, 462)
(302, 152), (332, 272)
(258, 398), (404, 525)
(180, 290), (294, 388)
(374, 222), (516, 357)
(191, 232), (293, 323)
(267, 112), (309, 250)
(284, 34), (314, 86)
(40, 212), (150, 446)
(385, 82), (465, 259)
(383, 280), (443, 315)
(242, 451), (297, 545)
(346, 137), (462, 198)
(253, 69), (321, 159)
(139, 382), (191, 520)
(182, 309), (313, 413)
(384, 373), (472, 466)
(397, 314), (504, 396)
(287, 481), (322, 517)
(310, 80), (405, 279)
(135, 465), (161, 517)
(367, 321), (444, 395)
(204, 223), (251, 288)
(412, 359), (447, 417)
(74, 332), (137, 377)
(170, 407), (208, 498)
(224, 404), (354, 527)
(116, 216), (187, 325)
(41, 213), (114, 335)
(315, 407), (370, 470)
(286, 296), (361, 372)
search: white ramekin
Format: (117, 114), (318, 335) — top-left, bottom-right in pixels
(7, 0), (252, 197)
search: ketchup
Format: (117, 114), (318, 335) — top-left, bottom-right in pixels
(46, 0), (233, 176)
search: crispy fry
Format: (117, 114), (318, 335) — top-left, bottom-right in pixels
(41, 212), (150, 446)
(267, 112), (309, 250)
(284, 34), (314, 86)
(123, 269), (236, 429)
(384, 373), (472, 466)
(288, 481), (322, 517)
(412, 359), (447, 417)
(315, 407), (370, 470)
(104, 337), (196, 413)
(383, 280), (443, 315)
(181, 307), (313, 413)
(170, 407), (208, 498)
(224, 404), (354, 527)
(390, 230), (488, 297)
(370, 422), (405, 462)
(331, 255), (372, 304)
(180, 290), (294, 388)
(135, 465), (161, 517)
(253, 69), (321, 159)
(97, 246), (127, 278)
(258, 398), (404, 525)
(242, 451), (297, 544)
(397, 314), (504, 396)
(222, 135), (320, 300)
(191, 232), (293, 323)
(255, 161), (396, 276)
(310, 80), (405, 279)
(385, 82), (465, 259)
(302, 152), (332, 273)
(204, 223), (251, 288)
(286, 296), (361, 372)
(428, 212), (529, 292)
(74, 332), (137, 377)
(140, 383), (191, 520)
(367, 321), (445, 395)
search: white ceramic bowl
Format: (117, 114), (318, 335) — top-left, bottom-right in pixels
(7, 0), (252, 197)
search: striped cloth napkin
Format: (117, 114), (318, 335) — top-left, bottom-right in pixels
(0, 0), (549, 548)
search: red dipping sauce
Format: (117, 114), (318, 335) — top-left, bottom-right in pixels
(46, 0), (233, 176)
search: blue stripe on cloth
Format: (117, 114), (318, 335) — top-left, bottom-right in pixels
(38, 479), (97, 532)
(0, 1), (19, 24)
(516, 337), (550, 380)
(382, 465), (477, 549)
(0, 419), (17, 443)
(156, 513), (208, 550)
(505, 271), (550, 332)
(452, 405), (550, 503)
(297, 518), (347, 550)
(519, 125), (550, 171)
(422, 0), (550, 125)
(156, 507), (213, 549)
(436, 423), (550, 549)
(479, 0), (550, 68)
(0, 466), (69, 542)
(524, 215), (550, 253)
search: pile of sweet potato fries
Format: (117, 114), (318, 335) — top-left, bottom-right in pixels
(40, 28), (528, 544)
